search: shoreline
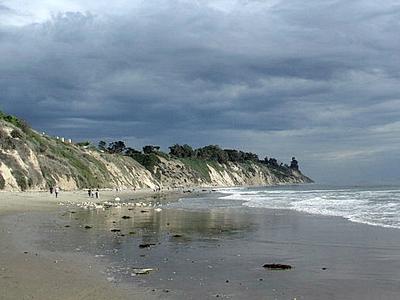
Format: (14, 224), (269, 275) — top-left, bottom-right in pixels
(2, 187), (400, 299)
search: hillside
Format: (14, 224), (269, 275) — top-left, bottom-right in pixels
(0, 113), (312, 191)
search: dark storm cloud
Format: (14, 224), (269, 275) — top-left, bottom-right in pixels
(1, 0), (400, 183)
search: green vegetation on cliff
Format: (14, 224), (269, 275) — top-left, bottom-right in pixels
(0, 112), (312, 191)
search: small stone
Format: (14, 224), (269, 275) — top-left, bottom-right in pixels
(132, 268), (155, 275)
(263, 264), (292, 270)
(139, 243), (156, 249)
(84, 225), (92, 229)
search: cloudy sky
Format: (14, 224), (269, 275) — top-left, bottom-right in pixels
(1, 0), (399, 184)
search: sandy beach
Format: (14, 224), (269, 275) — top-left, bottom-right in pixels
(1, 189), (400, 299)
(0, 189), (171, 300)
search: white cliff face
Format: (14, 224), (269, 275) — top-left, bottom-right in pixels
(0, 121), (312, 192)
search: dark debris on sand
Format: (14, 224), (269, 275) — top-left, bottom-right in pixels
(263, 263), (293, 270)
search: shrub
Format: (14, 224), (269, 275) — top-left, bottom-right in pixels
(0, 137), (16, 150)
(98, 140), (107, 151)
(0, 173), (5, 189)
(10, 129), (23, 139)
(128, 153), (160, 172)
(12, 170), (27, 191)
(1, 114), (30, 133)
(76, 141), (91, 147)
(0, 128), (7, 139)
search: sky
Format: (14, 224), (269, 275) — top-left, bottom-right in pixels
(1, 0), (400, 185)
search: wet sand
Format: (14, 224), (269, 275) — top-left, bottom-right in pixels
(0, 189), (178, 300)
(1, 190), (400, 299)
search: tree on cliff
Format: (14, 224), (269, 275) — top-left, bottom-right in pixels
(107, 141), (126, 154)
(98, 140), (107, 151)
(169, 144), (195, 158)
(143, 145), (160, 154)
(196, 145), (229, 163)
(124, 147), (141, 156)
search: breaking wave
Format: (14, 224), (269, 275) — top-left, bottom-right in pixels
(218, 186), (400, 229)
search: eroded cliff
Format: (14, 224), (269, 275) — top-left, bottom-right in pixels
(0, 118), (312, 191)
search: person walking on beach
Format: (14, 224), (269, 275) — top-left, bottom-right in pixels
(95, 188), (99, 199)
(49, 186), (53, 194)
(88, 188), (92, 197)
(54, 186), (59, 198)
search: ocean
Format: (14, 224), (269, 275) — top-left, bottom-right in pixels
(172, 185), (400, 229)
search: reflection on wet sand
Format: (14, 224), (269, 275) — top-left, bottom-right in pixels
(29, 193), (400, 300)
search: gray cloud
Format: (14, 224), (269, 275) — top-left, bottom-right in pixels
(1, 1), (400, 184)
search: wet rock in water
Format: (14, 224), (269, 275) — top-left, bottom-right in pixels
(24, 251), (28, 254)
(121, 216), (131, 219)
(172, 234), (183, 238)
(129, 231), (136, 235)
(132, 268), (156, 275)
(322, 267), (327, 270)
(263, 264), (292, 270)
(64, 225), (70, 228)
(139, 243), (156, 249)
(84, 225), (92, 229)
(70, 211), (76, 214)
(110, 229), (121, 232)
(140, 210), (149, 213)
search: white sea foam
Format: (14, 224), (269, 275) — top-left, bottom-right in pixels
(218, 186), (400, 229)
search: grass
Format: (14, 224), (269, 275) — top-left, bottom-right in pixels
(179, 158), (212, 181)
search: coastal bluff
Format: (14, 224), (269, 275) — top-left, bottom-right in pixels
(0, 114), (312, 192)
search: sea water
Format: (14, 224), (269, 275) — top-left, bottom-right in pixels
(212, 185), (400, 229)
